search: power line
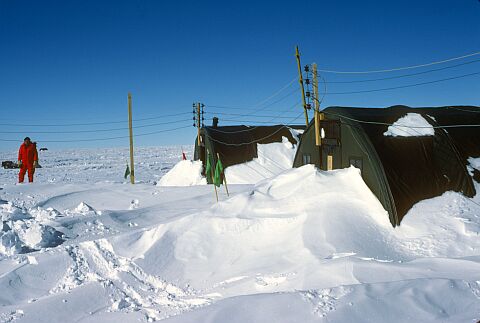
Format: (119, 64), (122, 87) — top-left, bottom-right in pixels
(0, 125), (192, 143)
(448, 106), (480, 114)
(204, 112), (305, 146)
(206, 86), (299, 114)
(205, 112), (300, 119)
(320, 71), (480, 95)
(323, 111), (480, 129)
(206, 100), (303, 134)
(323, 59), (480, 84)
(318, 50), (480, 74)
(249, 76), (298, 107)
(0, 112), (192, 127)
(0, 118), (192, 134)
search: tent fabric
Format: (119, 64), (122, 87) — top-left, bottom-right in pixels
(294, 105), (479, 226)
(194, 125), (304, 183)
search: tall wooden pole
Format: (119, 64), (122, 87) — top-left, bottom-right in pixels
(128, 93), (135, 184)
(197, 102), (201, 146)
(313, 63), (321, 146)
(295, 46), (309, 127)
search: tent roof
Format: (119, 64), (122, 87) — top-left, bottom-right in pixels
(321, 105), (479, 223)
(199, 124), (305, 168)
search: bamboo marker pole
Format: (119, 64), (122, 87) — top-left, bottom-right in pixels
(217, 153), (229, 196)
(128, 93), (135, 184)
(213, 175), (219, 202)
(208, 149), (218, 202)
(295, 46), (309, 127)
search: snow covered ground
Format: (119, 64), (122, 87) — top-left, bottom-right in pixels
(0, 145), (479, 322)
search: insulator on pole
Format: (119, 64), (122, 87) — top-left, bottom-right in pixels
(306, 91), (311, 97)
(201, 103), (205, 108)
(306, 103), (312, 110)
(304, 65), (310, 72)
(193, 116), (196, 120)
(193, 123), (196, 127)
(305, 78), (310, 85)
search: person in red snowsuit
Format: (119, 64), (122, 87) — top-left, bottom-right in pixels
(18, 137), (38, 183)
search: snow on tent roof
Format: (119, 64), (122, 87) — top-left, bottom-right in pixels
(383, 113), (434, 137)
(294, 105), (480, 226)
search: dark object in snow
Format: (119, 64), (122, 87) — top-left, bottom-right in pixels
(2, 161), (20, 169)
(39, 148), (48, 151)
(294, 105), (480, 227)
(194, 124), (305, 184)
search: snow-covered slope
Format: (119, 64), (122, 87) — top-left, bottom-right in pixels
(0, 146), (479, 322)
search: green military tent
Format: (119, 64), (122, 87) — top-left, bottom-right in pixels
(293, 105), (480, 226)
(195, 124), (304, 183)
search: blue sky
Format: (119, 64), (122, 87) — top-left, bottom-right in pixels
(1, 0), (479, 150)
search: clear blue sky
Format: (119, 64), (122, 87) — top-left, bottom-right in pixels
(1, 0), (479, 150)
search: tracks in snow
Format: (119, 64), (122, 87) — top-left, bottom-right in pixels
(51, 239), (213, 321)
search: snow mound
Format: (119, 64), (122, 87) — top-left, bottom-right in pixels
(114, 166), (399, 286)
(1, 219), (64, 256)
(29, 206), (62, 221)
(468, 157), (480, 171)
(114, 164), (480, 292)
(225, 137), (298, 184)
(12, 221), (64, 249)
(65, 202), (98, 216)
(1, 202), (30, 221)
(157, 160), (207, 186)
(384, 113), (434, 137)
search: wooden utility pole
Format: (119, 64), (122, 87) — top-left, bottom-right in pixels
(196, 102), (201, 146)
(312, 63), (324, 146)
(295, 46), (309, 127)
(128, 93), (135, 184)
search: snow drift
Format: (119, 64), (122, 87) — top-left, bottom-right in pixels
(157, 160), (207, 186)
(0, 146), (479, 322)
(225, 136), (298, 184)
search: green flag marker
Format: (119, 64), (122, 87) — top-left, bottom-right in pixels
(206, 153), (214, 177)
(214, 157), (224, 187)
(124, 164), (130, 179)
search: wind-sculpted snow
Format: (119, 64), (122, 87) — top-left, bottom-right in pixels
(0, 146), (479, 322)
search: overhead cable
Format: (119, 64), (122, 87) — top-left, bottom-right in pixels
(0, 112), (192, 127)
(324, 59), (480, 83)
(323, 111), (480, 129)
(0, 125), (191, 143)
(204, 112), (305, 146)
(0, 118), (192, 134)
(206, 86), (299, 115)
(206, 100), (302, 134)
(320, 71), (480, 95)
(318, 50), (480, 74)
